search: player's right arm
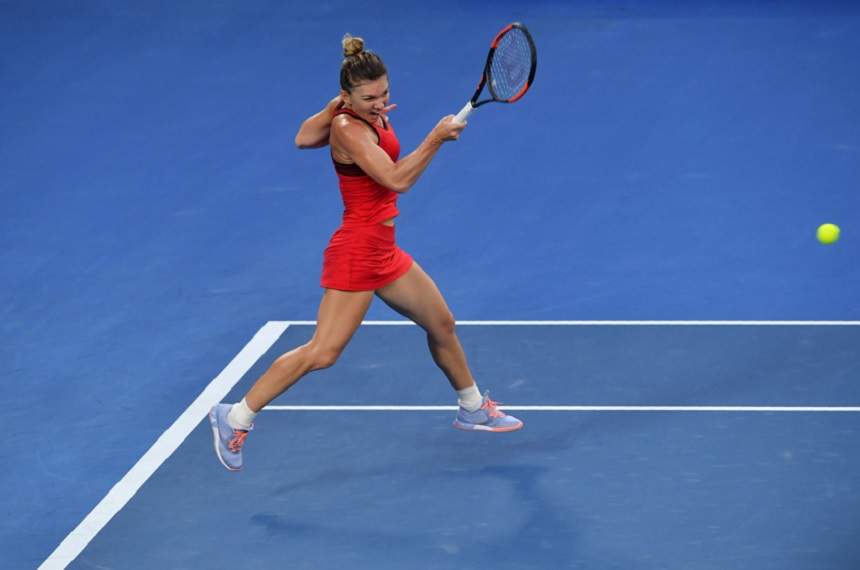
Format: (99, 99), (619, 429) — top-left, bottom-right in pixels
(330, 115), (465, 193)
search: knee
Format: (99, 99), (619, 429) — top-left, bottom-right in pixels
(429, 311), (457, 339)
(306, 343), (342, 371)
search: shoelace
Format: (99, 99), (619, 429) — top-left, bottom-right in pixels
(482, 396), (506, 418)
(228, 430), (249, 453)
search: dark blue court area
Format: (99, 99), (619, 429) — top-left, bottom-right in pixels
(2, 1), (859, 568)
(74, 324), (860, 569)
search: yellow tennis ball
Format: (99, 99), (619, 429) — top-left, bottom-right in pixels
(817, 223), (840, 244)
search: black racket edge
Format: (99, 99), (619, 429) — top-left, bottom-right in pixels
(474, 22), (537, 108)
(453, 22), (537, 123)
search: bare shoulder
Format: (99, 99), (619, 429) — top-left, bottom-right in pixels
(331, 115), (376, 149)
(331, 114), (352, 130)
(331, 114), (369, 140)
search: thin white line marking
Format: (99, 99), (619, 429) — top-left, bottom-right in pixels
(265, 405), (860, 413)
(38, 322), (289, 570)
(272, 320), (860, 326)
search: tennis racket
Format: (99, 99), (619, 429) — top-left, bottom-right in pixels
(454, 22), (537, 124)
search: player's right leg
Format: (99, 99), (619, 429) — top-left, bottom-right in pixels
(209, 288), (374, 471)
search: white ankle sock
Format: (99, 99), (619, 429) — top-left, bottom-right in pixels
(227, 398), (257, 430)
(457, 384), (483, 412)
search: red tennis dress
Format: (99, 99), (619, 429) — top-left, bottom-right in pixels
(320, 108), (414, 291)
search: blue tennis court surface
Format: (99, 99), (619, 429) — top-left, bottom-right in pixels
(64, 323), (860, 569)
(3, 0), (860, 568)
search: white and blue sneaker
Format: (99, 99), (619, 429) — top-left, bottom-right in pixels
(452, 392), (523, 432)
(209, 403), (252, 471)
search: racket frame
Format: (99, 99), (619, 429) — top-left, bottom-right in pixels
(454, 22), (537, 123)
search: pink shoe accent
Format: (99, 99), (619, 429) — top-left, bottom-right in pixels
(482, 396), (506, 418)
(228, 430), (249, 453)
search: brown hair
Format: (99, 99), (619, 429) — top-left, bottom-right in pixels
(340, 34), (387, 92)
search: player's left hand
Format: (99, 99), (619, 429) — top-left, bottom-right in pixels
(326, 94), (345, 117)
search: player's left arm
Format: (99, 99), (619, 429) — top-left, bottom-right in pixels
(295, 96), (343, 149)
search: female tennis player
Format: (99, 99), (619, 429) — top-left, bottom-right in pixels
(209, 34), (522, 471)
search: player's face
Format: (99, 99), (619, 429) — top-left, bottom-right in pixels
(343, 75), (389, 123)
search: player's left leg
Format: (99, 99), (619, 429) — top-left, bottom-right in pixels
(375, 262), (523, 432)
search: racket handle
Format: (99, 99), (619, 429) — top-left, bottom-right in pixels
(454, 101), (474, 124)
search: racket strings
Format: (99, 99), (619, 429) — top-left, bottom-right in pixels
(488, 29), (533, 101)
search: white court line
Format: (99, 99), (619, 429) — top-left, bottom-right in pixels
(39, 319), (860, 568)
(274, 320), (860, 326)
(266, 405), (860, 412)
(38, 322), (289, 570)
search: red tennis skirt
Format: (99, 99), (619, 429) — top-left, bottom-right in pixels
(321, 223), (414, 291)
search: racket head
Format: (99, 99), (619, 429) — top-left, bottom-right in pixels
(485, 23), (537, 104)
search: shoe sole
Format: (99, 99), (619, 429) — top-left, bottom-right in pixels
(209, 408), (241, 472)
(452, 419), (524, 433)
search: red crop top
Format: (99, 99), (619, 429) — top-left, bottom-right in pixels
(331, 108), (402, 226)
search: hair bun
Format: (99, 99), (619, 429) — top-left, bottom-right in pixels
(342, 33), (365, 57)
